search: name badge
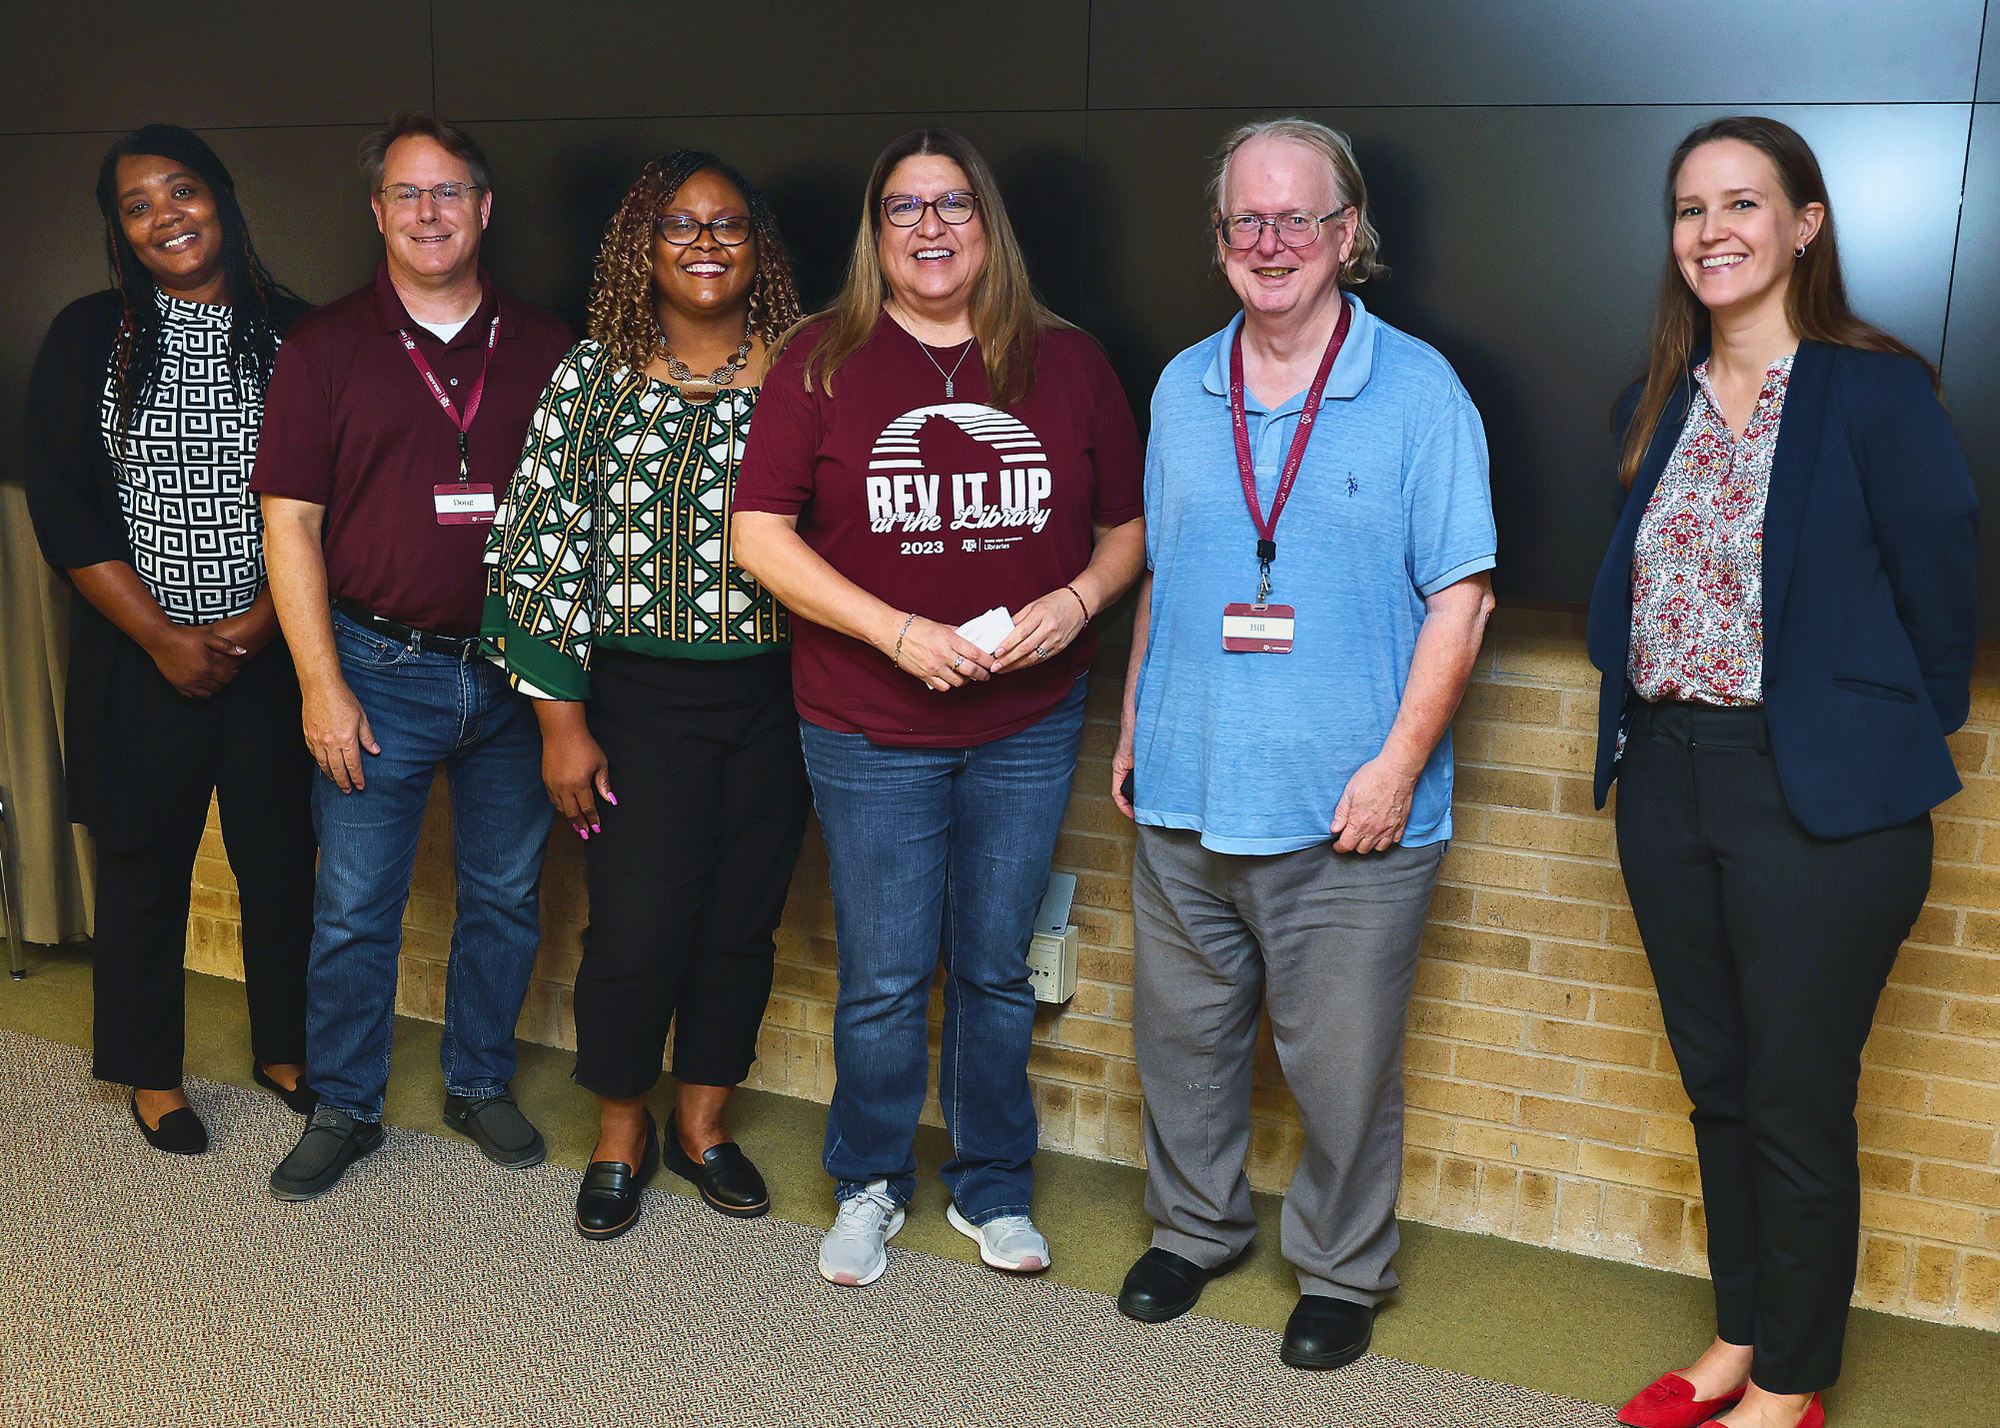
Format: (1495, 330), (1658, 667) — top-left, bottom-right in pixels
(1222, 603), (1295, 653)
(434, 483), (497, 526)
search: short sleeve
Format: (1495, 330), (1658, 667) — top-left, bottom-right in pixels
(1404, 379), (1497, 597)
(248, 329), (337, 504)
(733, 336), (823, 517)
(1082, 338), (1145, 528)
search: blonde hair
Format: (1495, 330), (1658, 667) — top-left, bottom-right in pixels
(1208, 118), (1387, 285)
(787, 127), (1069, 409)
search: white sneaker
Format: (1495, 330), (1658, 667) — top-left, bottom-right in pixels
(818, 1181), (905, 1286)
(946, 1202), (1051, 1272)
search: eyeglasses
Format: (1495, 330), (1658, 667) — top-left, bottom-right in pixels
(1217, 205), (1352, 250)
(882, 191), (980, 227)
(379, 182), (484, 208)
(656, 214), (754, 246)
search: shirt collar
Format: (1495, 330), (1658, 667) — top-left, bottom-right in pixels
(373, 260), (509, 343)
(1201, 292), (1376, 411)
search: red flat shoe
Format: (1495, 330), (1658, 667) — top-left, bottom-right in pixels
(1701, 1394), (1825, 1428)
(1617, 1372), (1746, 1428)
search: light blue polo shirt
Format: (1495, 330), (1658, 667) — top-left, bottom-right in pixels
(1132, 295), (1495, 854)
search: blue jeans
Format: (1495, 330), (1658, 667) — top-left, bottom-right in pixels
(800, 677), (1087, 1223)
(305, 611), (553, 1120)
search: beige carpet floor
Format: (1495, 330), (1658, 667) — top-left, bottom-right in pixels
(0, 1028), (1618, 1428)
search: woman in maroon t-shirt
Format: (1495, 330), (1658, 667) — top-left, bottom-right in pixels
(733, 127), (1144, 1288)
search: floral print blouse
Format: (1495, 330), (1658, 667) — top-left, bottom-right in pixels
(1628, 354), (1792, 706)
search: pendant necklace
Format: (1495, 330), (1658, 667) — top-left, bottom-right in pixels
(901, 313), (975, 399)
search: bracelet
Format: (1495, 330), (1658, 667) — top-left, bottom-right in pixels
(1063, 584), (1092, 625)
(889, 612), (917, 665)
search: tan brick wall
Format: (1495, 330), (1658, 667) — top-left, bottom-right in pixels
(188, 604), (2000, 1327)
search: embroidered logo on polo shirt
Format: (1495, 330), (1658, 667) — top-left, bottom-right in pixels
(865, 403), (1052, 538)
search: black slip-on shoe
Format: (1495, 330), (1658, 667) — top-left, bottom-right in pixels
(576, 1113), (660, 1242)
(269, 1108), (385, 1201)
(443, 1088), (546, 1168)
(252, 1064), (320, 1116)
(1280, 1294), (1374, 1370)
(131, 1092), (208, 1155)
(1117, 1247), (1226, 1323)
(662, 1111), (770, 1218)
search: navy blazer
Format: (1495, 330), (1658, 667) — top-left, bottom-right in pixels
(1588, 341), (1978, 839)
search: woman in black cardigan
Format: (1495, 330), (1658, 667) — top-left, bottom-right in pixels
(1590, 118), (1977, 1428)
(23, 125), (319, 1153)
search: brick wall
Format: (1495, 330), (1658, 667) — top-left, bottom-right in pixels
(186, 604), (2000, 1327)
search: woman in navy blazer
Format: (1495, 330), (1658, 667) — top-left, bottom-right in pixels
(1589, 119), (1976, 1428)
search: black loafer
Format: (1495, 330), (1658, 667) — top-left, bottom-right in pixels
(443, 1088), (546, 1168)
(662, 1112), (769, 1218)
(1280, 1294), (1374, 1370)
(252, 1064), (320, 1116)
(576, 1113), (660, 1242)
(131, 1091), (208, 1155)
(269, 1107), (385, 1201)
(1117, 1247), (1225, 1323)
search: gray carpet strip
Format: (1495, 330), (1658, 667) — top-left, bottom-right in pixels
(0, 1029), (1615, 1427)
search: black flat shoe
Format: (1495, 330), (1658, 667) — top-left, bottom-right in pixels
(662, 1111), (769, 1219)
(252, 1064), (319, 1116)
(1117, 1247), (1228, 1323)
(576, 1113), (659, 1242)
(1280, 1294), (1373, 1370)
(131, 1091), (208, 1155)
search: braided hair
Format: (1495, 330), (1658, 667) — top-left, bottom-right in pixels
(586, 150), (804, 374)
(94, 124), (301, 433)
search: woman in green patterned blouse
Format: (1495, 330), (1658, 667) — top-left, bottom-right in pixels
(486, 151), (809, 1241)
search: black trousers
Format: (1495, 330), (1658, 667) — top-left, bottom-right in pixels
(92, 641), (317, 1089)
(571, 649), (810, 1099)
(1615, 700), (1933, 1394)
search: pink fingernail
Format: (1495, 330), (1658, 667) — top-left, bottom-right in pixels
(578, 828), (589, 841)
(591, 823), (601, 833)
(605, 793), (619, 805)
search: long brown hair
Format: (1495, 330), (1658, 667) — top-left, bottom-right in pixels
(1617, 115), (1939, 488)
(790, 127), (1068, 409)
(585, 150), (804, 375)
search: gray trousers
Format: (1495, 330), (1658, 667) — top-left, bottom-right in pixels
(1131, 824), (1443, 1306)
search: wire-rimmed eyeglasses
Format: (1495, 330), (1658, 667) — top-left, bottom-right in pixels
(1216, 205), (1352, 249)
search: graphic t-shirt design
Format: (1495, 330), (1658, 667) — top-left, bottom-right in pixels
(866, 403), (1053, 542)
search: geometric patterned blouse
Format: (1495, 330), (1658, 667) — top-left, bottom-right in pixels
(100, 290), (268, 624)
(484, 339), (789, 701)
(1628, 353), (1792, 707)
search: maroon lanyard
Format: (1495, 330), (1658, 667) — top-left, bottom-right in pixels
(1228, 294), (1352, 603)
(397, 311), (501, 481)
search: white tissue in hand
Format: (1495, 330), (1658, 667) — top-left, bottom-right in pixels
(955, 607), (1015, 654)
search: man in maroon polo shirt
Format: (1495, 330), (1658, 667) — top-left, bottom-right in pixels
(252, 113), (574, 1201)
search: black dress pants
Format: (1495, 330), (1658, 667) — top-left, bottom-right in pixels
(571, 649), (810, 1098)
(92, 641), (317, 1089)
(1614, 700), (1933, 1393)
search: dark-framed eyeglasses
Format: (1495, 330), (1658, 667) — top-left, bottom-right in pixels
(656, 214), (754, 246)
(1216, 205), (1352, 250)
(379, 182), (484, 208)
(881, 191), (980, 227)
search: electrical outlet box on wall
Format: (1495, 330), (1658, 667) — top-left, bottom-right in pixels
(1027, 872), (1079, 1003)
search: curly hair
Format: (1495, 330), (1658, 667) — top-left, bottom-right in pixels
(586, 150), (803, 374)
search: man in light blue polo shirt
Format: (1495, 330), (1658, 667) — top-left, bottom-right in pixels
(1111, 119), (1495, 1371)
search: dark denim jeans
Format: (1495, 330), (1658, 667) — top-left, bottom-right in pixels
(304, 611), (553, 1121)
(799, 677), (1087, 1223)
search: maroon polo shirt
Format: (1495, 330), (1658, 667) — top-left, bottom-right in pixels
(250, 262), (574, 635)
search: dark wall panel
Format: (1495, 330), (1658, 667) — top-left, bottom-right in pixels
(1943, 105), (2000, 628)
(1085, 105), (1969, 607)
(1090, 0), (1985, 109)
(2, 5), (428, 133)
(436, 0), (1087, 120)
(467, 113), (1088, 329)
